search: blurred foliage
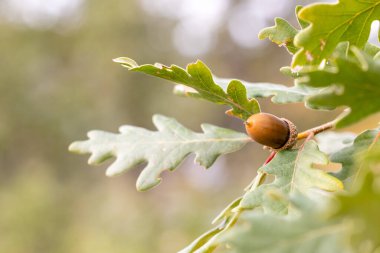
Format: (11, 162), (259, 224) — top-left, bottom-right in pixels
(0, 0), (354, 252)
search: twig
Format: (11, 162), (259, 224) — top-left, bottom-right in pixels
(297, 121), (335, 140)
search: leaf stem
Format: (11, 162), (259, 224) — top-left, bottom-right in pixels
(264, 151), (276, 165)
(205, 150), (276, 251)
(226, 171), (266, 230)
(368, 131), (380, 150)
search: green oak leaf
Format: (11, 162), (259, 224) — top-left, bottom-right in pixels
(240, 140), (343, 213)
(258, 17), (299, 54)
(69, 115), (250, 191)
(333, 42), (380, 59)
(360, 137), (380, 171)
(293, 0), (380, 66)
(335, 171), (380, 251)
(375, 51), (380, 60)
(225, 80), (260, 119)
(211, 172), (380, 253)
(113, 57), (260, 120)
(258, 6), (307, 55)
(295, 5), (309, 29)
(299, 48), (380, 128)
(260, 6), (379, 61)
(364, 43), (380, 57)
(330, 128), (380, 187)
(218, 212), (351, 253)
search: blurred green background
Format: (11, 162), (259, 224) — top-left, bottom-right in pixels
(1, 0), (378, 252)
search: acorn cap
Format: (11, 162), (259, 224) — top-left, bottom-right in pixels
(274, 118), (298, 151)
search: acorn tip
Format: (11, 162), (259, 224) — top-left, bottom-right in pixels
(244, 121), (252, 127)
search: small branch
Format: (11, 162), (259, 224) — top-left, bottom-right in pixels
(297, 110), (350, 140)
(297, 121), (336, 140)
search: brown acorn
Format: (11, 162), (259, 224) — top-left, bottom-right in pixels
(245, 113), (298, 150)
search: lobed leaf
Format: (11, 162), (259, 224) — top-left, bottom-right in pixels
(219, 212), (351, 253)
(260, 5), (380, 65)
(212, 170), (380, 253)
(258, 6), (308, 55)
(258, 17), (299, 54)
(293, 0), (380, 66)
(299, 48), (380, 128)
(69, 115), (249, 191)
(295, 5), (309, 29)
(360, 135), (380, 169)
(364, 42), (380, 57)
(335, 171), (380, 251)
(330, 128), (380, 187)
(240, 140), (343, 213)
(113, 57), (260, 120)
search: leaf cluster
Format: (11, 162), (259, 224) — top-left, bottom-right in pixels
(69, 0), (380, 252)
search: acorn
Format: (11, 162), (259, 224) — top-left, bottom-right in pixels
(245, 113), (298, 151)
